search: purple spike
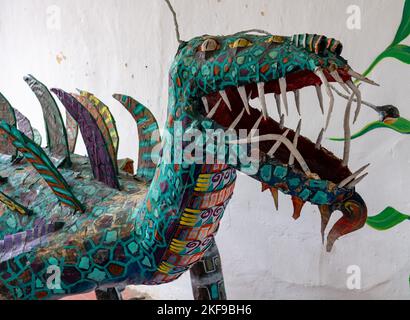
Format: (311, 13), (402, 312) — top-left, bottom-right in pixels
(14, 109), (34, 140)
(51, 89), (120, 189)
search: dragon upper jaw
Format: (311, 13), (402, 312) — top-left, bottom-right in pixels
(200, 68), (360, 184)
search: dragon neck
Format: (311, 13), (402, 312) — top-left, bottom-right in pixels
(135, 81), (236, 283)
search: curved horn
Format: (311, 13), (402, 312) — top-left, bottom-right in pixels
(326, 192), (367, 252)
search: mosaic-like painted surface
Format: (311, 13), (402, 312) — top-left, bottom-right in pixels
(0, 32), (382, 299)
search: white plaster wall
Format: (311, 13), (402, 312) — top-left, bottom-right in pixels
(0, 0), (409, 299)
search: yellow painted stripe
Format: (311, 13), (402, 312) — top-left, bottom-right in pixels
(199, 174), (212, 178)
(182, 213), (197, 219)
(181, 220), (196, 226)
(181, 217), (197, 222)
(170, 240), (186, 245)
(184, 208), (201, 214)
(195, 183), (209, 187)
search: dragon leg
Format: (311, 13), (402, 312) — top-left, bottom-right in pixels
(95, 287), (124, 300)
(189, 239), (226, 300)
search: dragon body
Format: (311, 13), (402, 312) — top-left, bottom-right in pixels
(0, 31), (388, 300)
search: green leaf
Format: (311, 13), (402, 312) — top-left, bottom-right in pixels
(367, 207), (410, 231)
(362, 44), (410, 78)
(380, 44), (410, 64)
(391, 0), (410, 46)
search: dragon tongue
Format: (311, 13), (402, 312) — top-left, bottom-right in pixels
(291, 196), (305, 220)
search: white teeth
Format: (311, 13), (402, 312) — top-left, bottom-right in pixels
(206, 98), (223, 119)
(268, 129), (290, 157)
(346, 80), (362, 123)
(274, 94), (282, 118)
(342, 93), (355, 167)
(315, 128), (325, 150)
(289, 119), (302, 166)
(347, 173), (369, 189)
(219, 90), (232, 111)
(228, 108), (245, 130)
(229, 133), (311, 176)
(248, 115), (263, 139)
(330, 84), (378, 110)
(338, 163), (370, 188)
(257, 82), (268, 119)
(330, 70), (350, 94)
(279, 114), (285, 129)
(316, 69), (335, 130)
(202, 97), (210, 113)
(294, 90), (301, 116)
(279, 78), (289, 116)
(238, 86), (251, 115)
(315, 85), (325, 115)
(347, 69), (380, 86)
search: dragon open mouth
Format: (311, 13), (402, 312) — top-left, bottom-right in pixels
(201, 68), (363, 185)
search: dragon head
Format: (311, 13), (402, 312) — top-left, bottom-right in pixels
(166, 31), (372, 251)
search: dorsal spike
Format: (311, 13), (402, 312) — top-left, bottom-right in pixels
(0, 92), (17, 157)
(113, 94), (162, 182)
(14, 109), (34, 140)
(77, 89), (120, 154)
(65, 111), (78, 153)
(0, 120), (85, 212)
(24, 75), (70, 165)
(32, 128), (42, 146)
(71, 93), (118, 173)
(52, 89), (120, 190)
(0, 191), (33, 216)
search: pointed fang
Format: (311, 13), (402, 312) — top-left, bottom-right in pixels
(294, 90), (301, 116)
(338, 163), (370, 188)
(219, 90), (232, 111)
(279, 78), (289, 116)
(316, 69), (335, 130)
(238, 86), (251, 115)
(289, 120), (301, 166)
(348, 69), (380, 86)
(315, 128), (325, 150)
(330, 70), (350, 94)
(347, 173), (369, 189)
(315, 85), (325, 115)
(342, 93), (355, 166)
(274, 94), (282, 118)
(206, 98), (223, 119)
(279, 114), (285, 129)
(257, 83), (268, 119)
(202, 97), (210, 114)
(228, 108), (245, 130)
(346, 80), (362, 123)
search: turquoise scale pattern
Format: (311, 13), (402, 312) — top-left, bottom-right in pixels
(0, 120), (84, 212)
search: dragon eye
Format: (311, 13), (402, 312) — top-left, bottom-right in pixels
(229, 38), (253, 49)
(200, 38), (219, 52)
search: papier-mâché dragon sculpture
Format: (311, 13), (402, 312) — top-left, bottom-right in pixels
(0, 32), (402, 300)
